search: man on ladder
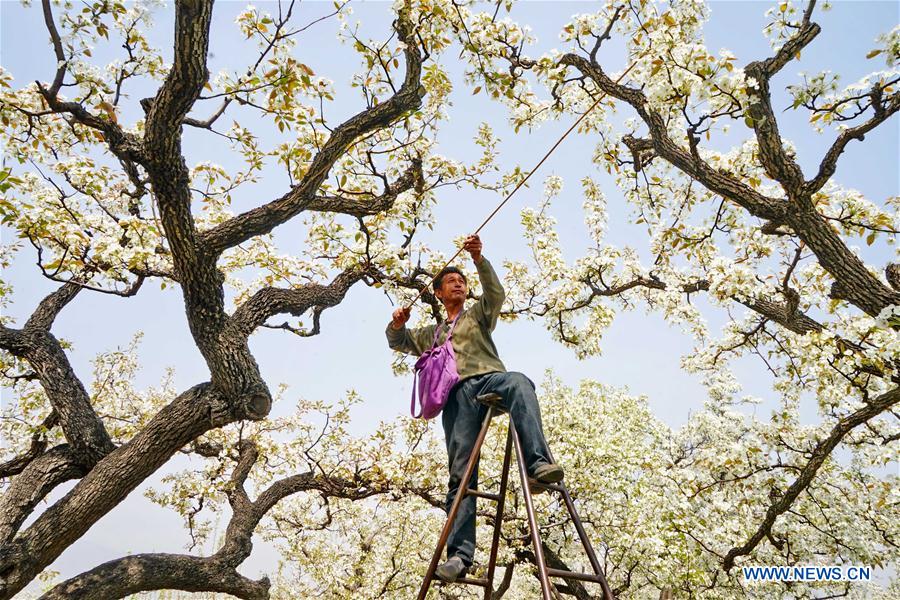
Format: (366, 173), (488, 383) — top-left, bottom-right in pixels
(386, 234), (565, 583)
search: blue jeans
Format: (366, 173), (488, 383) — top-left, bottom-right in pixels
(441, 371), (553, 566)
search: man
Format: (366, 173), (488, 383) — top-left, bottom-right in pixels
(386, 234), (563, 583)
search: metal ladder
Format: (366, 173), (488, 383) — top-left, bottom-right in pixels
(417, 393), (614, 600)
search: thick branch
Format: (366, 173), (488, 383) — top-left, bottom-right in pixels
(39, 554), (269, 600)
(24, 282), (80, 331)
(744, 21), (821, 192)
(0, 383), (236, 599)
(4, 334), (113, 465)
(225, 440), (258, 516)
(561, 51), (900, 316)
(740, 296), (821, 336)
(723, 385), (900, 570)
(199, 11), (425, 255)
(1, 286), (114, 468)
(806, 89), (900, 194)
(231, 267), (366, 336)
(141, 0), (214, 283)
(788, 199), (900, 317)
(306, 158), (423, 217)
(144, 0), (214, 152)
(138, 0), (271, 410)
(755, 6), (820, 78)
(42, 442), (408, 600)
(0, 445), (84, 546)
(559, 54), (785, 222)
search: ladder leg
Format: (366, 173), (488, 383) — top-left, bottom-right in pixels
(417, 406), (495, 600)
(547, 446), (614, 600)
(510, 421), (553, 600)
(557, 485), (614, 600)
(483, 425), (513, 600)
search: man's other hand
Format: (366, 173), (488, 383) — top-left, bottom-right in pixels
(391, 306), (411, 330)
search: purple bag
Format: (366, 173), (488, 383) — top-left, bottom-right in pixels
(410, 311), (463, 419)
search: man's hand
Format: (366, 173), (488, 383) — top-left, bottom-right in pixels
(391, 306), (411, 330)
(463, 234), (483, 264)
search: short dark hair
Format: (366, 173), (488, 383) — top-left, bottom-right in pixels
(433, 266), (467, 291)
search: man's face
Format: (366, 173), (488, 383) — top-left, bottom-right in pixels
(436, 273), (467, 304)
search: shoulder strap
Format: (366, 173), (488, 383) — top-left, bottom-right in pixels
(410, 369), (421, 418)
(429, 309), (464, 349)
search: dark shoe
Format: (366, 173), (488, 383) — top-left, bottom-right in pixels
(435, 556), (468, 583)
(528, 462), (564, 495)
(533, 462), (564, 484)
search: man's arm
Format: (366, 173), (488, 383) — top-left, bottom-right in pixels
(471, 256), (505, 330)
(386, 314), (433, 356)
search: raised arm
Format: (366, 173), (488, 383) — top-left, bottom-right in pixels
(471, 256), (505, 330)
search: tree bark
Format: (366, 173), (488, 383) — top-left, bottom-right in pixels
(0, 445), (85, 546)
(39, 554), (269, 600)
(0, 383), (225, 599)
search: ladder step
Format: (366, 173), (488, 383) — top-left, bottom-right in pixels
(546, 568), (606, 583)
(466, 488), (501, 502)
(528, 479), (565, 493)
(456, 576), (490, 587)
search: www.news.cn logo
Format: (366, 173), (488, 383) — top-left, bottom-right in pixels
(742, 566), (871, 582)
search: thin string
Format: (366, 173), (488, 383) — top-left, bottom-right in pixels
(405, 59), (641, 310)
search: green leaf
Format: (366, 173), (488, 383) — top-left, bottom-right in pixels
(866, 49), (882, 59)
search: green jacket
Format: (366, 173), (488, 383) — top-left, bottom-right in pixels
(386, 257), (507, 381)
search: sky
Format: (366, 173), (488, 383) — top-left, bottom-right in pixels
(1, 0), (898, 594)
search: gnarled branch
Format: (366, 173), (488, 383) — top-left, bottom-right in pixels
(744, 20), (821, 193)
(37, 0), (145, 165)
(231, 267), (367, 337)
(0, 445), (85, 547)
(306, 157), (423, 217)
(723, 385), (900, 571)
(39, 554), (270, 600)
(0, 285), (114, 469)
(0, 411), (58, 479)
(199, 10), (425, 255)
(40, 440), (416, 600)
(559, 20), (900, 317)
(805, 87), (900, 194)
(24, 282), (81, 331)
(558, 53), (786, 223)
(0, 383), (229, 599)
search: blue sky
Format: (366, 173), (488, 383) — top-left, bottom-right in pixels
(2, 0), (897, 591)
